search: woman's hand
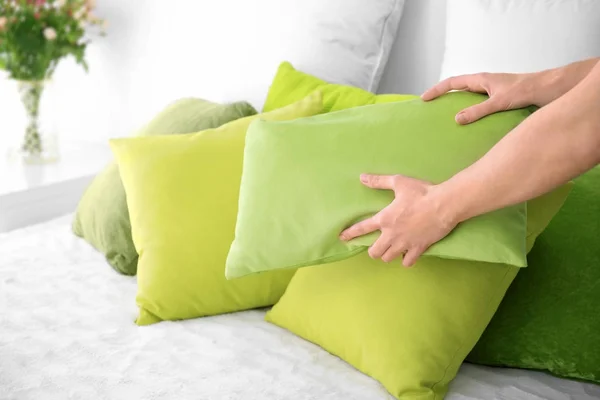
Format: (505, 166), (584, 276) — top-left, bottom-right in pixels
(339, 174), (458, 266)
(341, 59), (600, 266)
(421, 72), (541, 124)
(422, 58), (600, 125)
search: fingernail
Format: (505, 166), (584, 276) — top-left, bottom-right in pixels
(456, 112), (468, 124)
(339, 233), (347, 241)
(360, 174), (368, 183)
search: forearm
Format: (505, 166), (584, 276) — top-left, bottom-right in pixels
(533, 57), (600, 107)
(438, 61), (600, 224)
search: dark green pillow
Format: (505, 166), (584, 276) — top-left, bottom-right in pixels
(468, 167), (600, 383)
(72, 99), (257, 275)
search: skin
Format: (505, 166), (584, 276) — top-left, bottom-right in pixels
(340, 57), (600, 266)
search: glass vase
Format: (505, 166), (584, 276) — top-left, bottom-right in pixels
(13, 80), (60, 164)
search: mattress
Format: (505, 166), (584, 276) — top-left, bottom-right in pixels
(1, 216), (599, 400)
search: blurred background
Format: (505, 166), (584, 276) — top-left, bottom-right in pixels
(0, 0), (446, 158)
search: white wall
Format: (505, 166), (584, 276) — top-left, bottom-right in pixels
(0, 0), (448, 151)
(378, 0), (446, 95)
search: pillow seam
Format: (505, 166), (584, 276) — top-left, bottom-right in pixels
(229, 247), (366, 278)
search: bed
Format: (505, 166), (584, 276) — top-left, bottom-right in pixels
(1, 215), (599, 400)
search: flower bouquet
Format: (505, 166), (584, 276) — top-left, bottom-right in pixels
(0, 0), (105, 162)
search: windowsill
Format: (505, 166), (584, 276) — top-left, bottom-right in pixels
(0, 140), (112, 233)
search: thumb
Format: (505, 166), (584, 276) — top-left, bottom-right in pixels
(455, 98), (503, 124)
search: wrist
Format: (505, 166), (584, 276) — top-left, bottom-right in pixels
(427, 182), (466, 230)
(536, 58), (600, 107)
(539, 68), (569, 106)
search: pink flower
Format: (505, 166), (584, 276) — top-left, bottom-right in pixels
(43, 27), (57, 40)
(0, 17), (7, 31)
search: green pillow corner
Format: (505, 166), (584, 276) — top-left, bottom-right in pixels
(72, 98), (257, 276)
(263, 61), (417, 113)
(226, 92), (534, 280)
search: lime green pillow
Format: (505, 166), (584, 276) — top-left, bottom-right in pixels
(73, 99), (257, 276)
(263, 61), (416, 113)
(109, 92), (323, 325)
(266, 184), (572, 399)
(226, 92), (532, 279)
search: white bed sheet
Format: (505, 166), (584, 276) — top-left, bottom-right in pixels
(1, 216), (599, 400)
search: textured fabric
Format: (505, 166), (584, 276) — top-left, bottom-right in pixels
(72, 99), (256, 276)
(265, 185), (572, 400)
(226, 92), (532, 279)
(5, 215), (600, 400)
(263, 61), (417, 113)
(468, 167), (600, 384)
(109, 92), (323, 325)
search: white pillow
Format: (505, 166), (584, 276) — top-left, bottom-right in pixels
(128, 0), (405, 119)
(440, 0), (600, 80)
(222, 0), (407, 109)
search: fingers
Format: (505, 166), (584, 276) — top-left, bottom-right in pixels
(402, 246), (427, 267)
(421, 74), (486, 101)
(339, 217), (379, 241)
(381, 245), (405, 263)
(379, 244), (427, 266)
(455, 98), (503, 124)
(368, 236), (391, 259)
(380, 244), (425, 265)
(360, 174), (396, 190)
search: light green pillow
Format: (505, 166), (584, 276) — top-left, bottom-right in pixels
(263, 61), (416, 113)
(109, 92), (324, 325)
(266, 184), (572, 399)
(73, 99), (257, 276)
(226, 92), (532, 279)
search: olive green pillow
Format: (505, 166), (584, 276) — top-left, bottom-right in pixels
(226, 92), (532, 279)
(467, 166), (600, 384)
(73, 99), (256, 275)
